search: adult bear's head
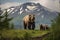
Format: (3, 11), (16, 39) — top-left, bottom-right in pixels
(23, 14), (35, 23)
(29, 14), (35, 22)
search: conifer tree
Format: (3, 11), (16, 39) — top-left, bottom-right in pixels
(44, 13), (60, 40)
(0, 9), (14, 30)
(0, 8), (4, 30)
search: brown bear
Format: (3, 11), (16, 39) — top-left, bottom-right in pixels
(40, 24), (44, 30)
(40, 24), (49, 30)
(23, 14), (35, 30)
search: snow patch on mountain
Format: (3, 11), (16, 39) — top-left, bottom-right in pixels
(27, 5), (37, 10)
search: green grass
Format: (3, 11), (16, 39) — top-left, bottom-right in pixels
(1, 30), (49, 38)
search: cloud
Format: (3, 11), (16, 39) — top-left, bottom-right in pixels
(29, 0), (60, 12)
(0, 0), (60, 12)
(0, 2), (20, 9)
(39, 0), (60, 12)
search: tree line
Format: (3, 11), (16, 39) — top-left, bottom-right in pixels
(0, 9), (14, 30)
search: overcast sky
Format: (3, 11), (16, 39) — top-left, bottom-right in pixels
(0, 0), (60, 12)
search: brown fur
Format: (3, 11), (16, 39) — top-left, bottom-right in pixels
(23, 14), (35, 30)
(40, 24), (49, 30)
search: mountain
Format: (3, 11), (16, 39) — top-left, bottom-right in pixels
(2, 2), (58, 29)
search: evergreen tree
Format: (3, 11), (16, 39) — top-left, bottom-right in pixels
(0, 9), (13, 30)
(44, 13), (60, 40)
(0, 8), (4, 30)
(0, 16), (4, 30)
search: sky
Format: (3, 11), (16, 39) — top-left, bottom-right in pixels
(0, 0), (60, 12)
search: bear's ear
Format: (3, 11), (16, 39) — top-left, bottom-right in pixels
(33, 15), (35, 17)
(29, 14), (31, 16)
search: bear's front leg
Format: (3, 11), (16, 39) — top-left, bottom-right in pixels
(32, 22), (35, 30)
(28, 22), (31, 30)
(24, 22), (27, 29)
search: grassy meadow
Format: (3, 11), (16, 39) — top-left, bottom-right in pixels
(1, 30), (49, 39)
